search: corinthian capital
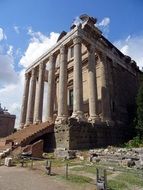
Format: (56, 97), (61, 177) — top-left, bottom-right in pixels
(49, 54), (55, 63)
(31, 68), (36, 77)
(39, 61), (45, 70)
(87, 44), (95, 54)
(25, 72), (30, 80)
(73, 35), (82, 45)
(60, 45), (65, 54)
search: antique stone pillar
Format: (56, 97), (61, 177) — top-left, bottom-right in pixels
(35, 62), (45, 123)
(56, 45), (68, 124)
(20, 72), (30, 128)
(100, 53), (111, 122)
(72, 35), (84, 120)
(26, 68), (37, 125)
(46, 55), (55, 120)
(87, 45), (99, 123)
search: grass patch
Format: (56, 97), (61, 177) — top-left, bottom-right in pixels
(71, 165), (96, 174)
(71, 165), (113, 175)
(116, 172), (143, 187)
(59, 174), (93, 184)
(108, 171), (143, 189)
(108, 179), (128, 190)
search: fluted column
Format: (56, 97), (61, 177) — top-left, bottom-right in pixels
(46, 55), (55, 120)
(72, 35), (84, 120)
(100, 54), (111, 122)
(20, 73), (30, 128)
(87, 45), (99, 123)
(26, 69), (37, 125)
(56, 45), (68, 124)
(35, 62), (45, 123)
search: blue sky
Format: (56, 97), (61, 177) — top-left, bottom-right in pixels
(0, 0), (143, 127)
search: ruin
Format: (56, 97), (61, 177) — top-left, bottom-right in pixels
(1, 14), (142, 154)
(0, 104), (16, 138)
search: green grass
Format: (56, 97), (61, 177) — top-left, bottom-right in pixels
(116, 172), (143, 187)
(108, 179), (129, 190)
(108, 172), (143, 190)
(59, 174), (93, 184)
(71, 165), (96, 174)
(71, 164), (113, 175)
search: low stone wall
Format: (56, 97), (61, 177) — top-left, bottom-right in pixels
(22, 140), (43, 158)
(55, 120), (132, 150)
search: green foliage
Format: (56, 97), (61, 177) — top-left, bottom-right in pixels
(124, 136), (143, 148)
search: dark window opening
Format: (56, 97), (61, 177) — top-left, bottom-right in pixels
(70, 46), (74, 58)
(69, 89), (73, 106)
(112, 101), (115, 112)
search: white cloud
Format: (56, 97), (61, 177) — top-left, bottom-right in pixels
(0, 29), (59, 128)
(0, 28), (7, 41)
(20, 28), (59, 68)
(98, 17), (110, 27)
(0, 79), (24, 129)
(73, 16), (82, 26)
(0, 54), (18, 86)
(114, 35), (143, 68)
(7, 45), (13, 56)
(13, 26), (20, 34)
(96, 17), (110, 37)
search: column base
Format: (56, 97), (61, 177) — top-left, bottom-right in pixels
(55, 115), (68, 124)
(88, 115), (101, 124)
(24, 121), (32, 127)
(71, 111), (86, 122)
(34, 120), (42, 125)
(20, 123), (25, 129)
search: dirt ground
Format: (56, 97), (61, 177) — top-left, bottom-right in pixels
(0, 165), (96, 190)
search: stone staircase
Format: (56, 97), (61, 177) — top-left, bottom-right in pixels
(0, 121), (54, 158)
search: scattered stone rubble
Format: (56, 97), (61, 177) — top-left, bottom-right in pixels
(53, 146), (143, 170)
(89, 146), (143, 169)
(0, 148), (11, 159)
(54, 148), (77, 159)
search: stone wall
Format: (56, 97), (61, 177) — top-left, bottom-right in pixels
(0, 114), (16, 138)
(54, 120), (131, 150)
(107, 58), (139, 125)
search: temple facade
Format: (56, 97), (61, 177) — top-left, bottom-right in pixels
(19, 15), (141, 149)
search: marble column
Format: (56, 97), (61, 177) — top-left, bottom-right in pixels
(87, 45), (99, 123)
(46, 55), (55, 120)
(20, 73), (30, 128)
(56, 45), (68, 124)
(72, 36), (84, 120)
(35, 62), (45, 123)
(100, 53), (111, 122)
(26, 68), (37, 125)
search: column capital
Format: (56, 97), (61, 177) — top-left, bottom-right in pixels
(39, 62), (46, 70)
(73, 35), (82, 45)
(60, 45), (67, 54)
(87, 44), (96, 54)
(49, 54), (55, 62)
(25, 72), (30, 80)
(31, 68), (36, 77)
(100, 52), (106, 61)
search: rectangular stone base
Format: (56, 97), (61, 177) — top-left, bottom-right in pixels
(54, 120), (131, 150)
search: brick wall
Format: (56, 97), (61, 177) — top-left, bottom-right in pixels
(0, 114), (16, 138)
